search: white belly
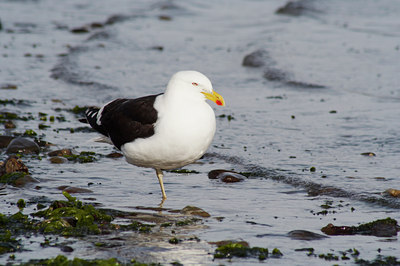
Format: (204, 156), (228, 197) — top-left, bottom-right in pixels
(121, 98), (216, 170)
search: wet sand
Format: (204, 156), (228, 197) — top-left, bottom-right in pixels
(1, 0), (400, 264)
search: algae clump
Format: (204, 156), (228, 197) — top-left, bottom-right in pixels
(214, 242), (269, 261)
(20, 255), (121, 266)
(33, 191), (112, 236)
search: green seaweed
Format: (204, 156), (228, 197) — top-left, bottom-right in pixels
(355, 255), (400, 265)
(170, 169), (199, 174)
(175, 218), (200, 227)
(24, 129), (38, 137)
(20, 255), (121, 266)
(70, 105), (90, 115)
(33, 191), (112, 236)
(168, 237), (181, 244)
(0, 172), (28, 185)
(17, 199), (26, 210)
(0, 99), (25, 106)
(116, 221), (154, 233)
(0, 230), (21, 255)
(355, 217), (398, 235)
(214, 242), (269, 261)
(63, 151), (99, 163)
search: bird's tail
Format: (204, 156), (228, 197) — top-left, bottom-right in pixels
(85, 107), (109, 137)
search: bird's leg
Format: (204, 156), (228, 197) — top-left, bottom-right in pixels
(156, 169), (167, 200)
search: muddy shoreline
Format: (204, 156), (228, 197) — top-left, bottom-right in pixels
(1, 0), (400, 264)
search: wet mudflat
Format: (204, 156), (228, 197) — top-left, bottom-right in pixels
(1, 0), (400, 265)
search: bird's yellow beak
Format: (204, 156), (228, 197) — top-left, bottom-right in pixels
(202, 90), (225, 106)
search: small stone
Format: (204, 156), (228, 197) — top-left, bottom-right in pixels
(181, 206), (210, 218)
(58, 186), (93, 194)
(0, 136), (14, 148)
(49, 157), (68, 164)
(209, 240), (249, 248)
(60, 245), (74, 252)
(276, 1), (314, 16)
(0, 84), (18, 90)
(13, 175), (39, 187)
(242, 50), (269, 68)
(4, 120), (16, 129)
(288, 230), (328, 240)
(361, 152), (376, 157)
(208, 169), (246, 183)
(1, 156), (29, 175)
(90, 22), (104, 28)
(106, 152), (123, 158)
(5, 137), (40, 154)
(48, 149), (73, 157)
(70, 27), (90, 34)
(385, 188), (400, 198)
(159, 15), (172, 21)
(150, 46), (164, 51)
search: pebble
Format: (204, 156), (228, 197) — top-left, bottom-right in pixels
(5, 137), (40, 154)
(208, 169), (246, 183)
(385, 188), (400, 197)
(106, 152), (123, 158)
(48, 149), (73, 157)
(0, 83), (18, 90)
(4, 120), (16, 129)
(0, 156), (29, 175)
(275, 1), (313, 16)
(0, 136), (14, 148)
(14, 175), (39, 187)
(181, 206), (210, 218)
(49, 156), (68, 164)
(242, 49), (269, 68)
(57, 185), (93, 194)
(60, 245), (74, 253)
(361, 152), (376, 157)
(288, 230), (328, 240)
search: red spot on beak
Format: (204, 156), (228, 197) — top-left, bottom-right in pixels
(216, 100), (223, 106)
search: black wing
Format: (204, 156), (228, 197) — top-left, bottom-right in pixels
(85, 94), (161, 149)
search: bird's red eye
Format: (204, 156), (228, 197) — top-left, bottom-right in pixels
(192, 82), (198, 86)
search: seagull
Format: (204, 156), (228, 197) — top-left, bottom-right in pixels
(85, 71), (225, 202)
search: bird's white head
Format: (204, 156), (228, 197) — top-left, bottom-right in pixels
(167, 71), (225, 106)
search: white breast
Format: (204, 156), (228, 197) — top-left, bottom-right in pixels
(121, 94), (216, 170)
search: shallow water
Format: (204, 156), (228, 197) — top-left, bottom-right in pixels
(1, 0), (400, 265)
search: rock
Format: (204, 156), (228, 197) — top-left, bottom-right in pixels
(60, 245), (74, 253)
(106, 152), (123, 158)
(361, 152), (376, 157)
(385, 188), (400, 197)
(159, 15), (172, 21)
(321, 218), (399, 237)
(263, 68), (289, 81)
(49, 156), (68, 164)
(48, 149), (73, 157)
(57, 186), (93, 194)
(0, 157), (38, 187)
(288, 230), (328, 240)
(242, 50), (269, 68)
(0, 156), (29, 176)
(208, 169), (246, 183)
(210, 240), (249, 248)
(181, 206), (210, 218)
(0, 83), (18, 90)
(5, 137), (40, 154)
(13, 174), (39, 187)
(4, 120), (16, 129)
(276, 1), (316, 16)
(105, 14), (130, 25)
(0, 136), (14, 148)
(70, 26), (90, 34)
